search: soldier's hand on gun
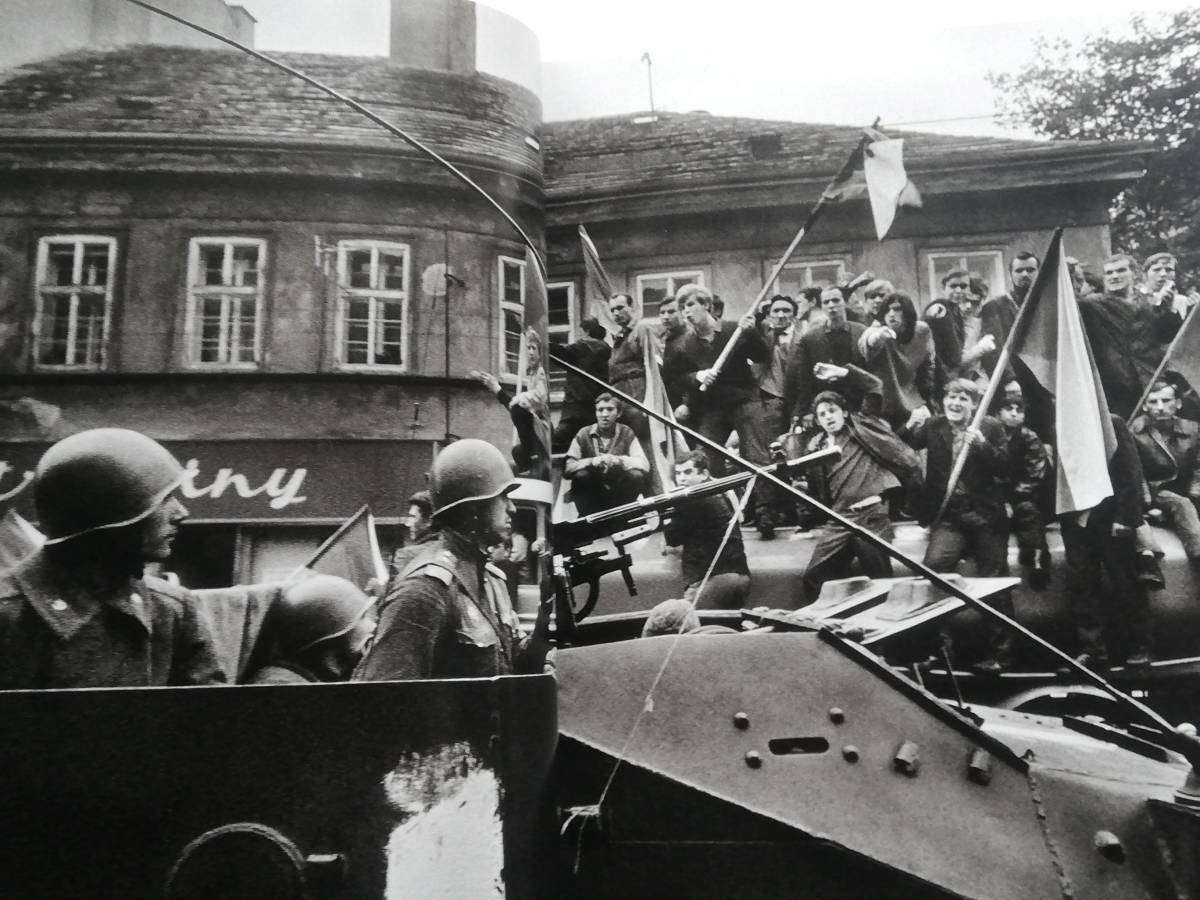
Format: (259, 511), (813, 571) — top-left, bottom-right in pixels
(813, 362), (848, 381)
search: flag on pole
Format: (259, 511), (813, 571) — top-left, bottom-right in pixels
(294, 505), (389, 591)
(1162, 305), (1200, 398)
(819, 127), (921, 241)
(579, 225), (622, 332)
(1012, 231), (1116, 515)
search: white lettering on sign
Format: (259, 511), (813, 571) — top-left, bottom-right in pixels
(179, 459), (308, 510)
(0, 461), (35, 503)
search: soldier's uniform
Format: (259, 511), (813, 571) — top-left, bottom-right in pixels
(353, 536), (524, 681)
(0, 549), (225, 689)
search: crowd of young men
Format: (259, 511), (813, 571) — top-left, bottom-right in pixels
(555, 251), (1197, 672)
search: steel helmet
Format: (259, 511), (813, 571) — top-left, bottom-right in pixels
(273, 575), (375, 656)
(35, 428), (185, 545)
(429, 439), (516, 517)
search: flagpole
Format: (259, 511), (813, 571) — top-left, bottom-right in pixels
(933, 228), (1063, 522)
(699, 126), (876, 393)
(1128, 304), (1198, 420)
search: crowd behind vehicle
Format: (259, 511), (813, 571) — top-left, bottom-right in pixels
(2, 250), (1198, 689)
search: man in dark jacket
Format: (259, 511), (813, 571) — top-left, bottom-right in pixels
(996, 395), (1051, 587)
(551, 316), (611, 454)
(0, 428), (226, 690)
(799, 369), (923, 604)
(1131, 380), (1200, 562)
(979, 252), (1039, 379)
(906, 379), (1014, 672)
(673, 285), (776, 537)
(784, 286), (868, 428)
(1080, 253), (1182, 420)
(663, 449), (751, 609)
(1062, 416), (1155, 669)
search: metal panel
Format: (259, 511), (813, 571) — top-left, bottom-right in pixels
(0, 676), (557, 898)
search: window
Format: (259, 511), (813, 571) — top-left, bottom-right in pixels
(925, 250), (1005, 306)
(499, 256), (526, 378)
(185, 238), (266, 367)
(774, 259), (846, 298)
(635, 270), (704, 320)
(33, 235), (116, 369)
(336, 241), (409, 370)
(546, 281), (576, 399)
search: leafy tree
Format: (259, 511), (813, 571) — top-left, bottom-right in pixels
(990, 9), (1200, 286)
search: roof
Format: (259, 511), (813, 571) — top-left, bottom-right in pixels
(541, 111), (1153, 218)
(0, 45), (542, 178)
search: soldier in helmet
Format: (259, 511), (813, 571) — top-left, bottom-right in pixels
(0, 428), (226, 689)
(247, 575), (376, 685)
(353, 439), (550, 680)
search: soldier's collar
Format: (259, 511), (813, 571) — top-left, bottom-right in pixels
(13, 551), (152, 641)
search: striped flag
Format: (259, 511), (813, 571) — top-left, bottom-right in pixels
(579, 225), (622, 332)
(294, 505), (389, 591)
(1012, 231), (1115, 515)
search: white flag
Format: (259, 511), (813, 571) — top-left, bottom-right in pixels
(863, 138), (921, 240)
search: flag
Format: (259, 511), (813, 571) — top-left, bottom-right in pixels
(0, 509), (42, 568)
(1161, 304), (1200, 401)
(294, 505), (389, 591)
(863, 138), (921, 240)
(819, 128), (921, 241)
(579, 225), (622, 332)
(1012, 230), (1115, 515)
(641, 324), (690, 494)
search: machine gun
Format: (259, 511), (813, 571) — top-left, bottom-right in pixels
(551, 444), (840, 632)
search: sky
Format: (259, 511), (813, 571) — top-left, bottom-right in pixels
(235, 0), (1183, 137)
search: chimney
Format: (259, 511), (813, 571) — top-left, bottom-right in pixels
(389, 0), (475, 73)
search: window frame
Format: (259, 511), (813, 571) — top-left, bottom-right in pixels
(334, 239), (411, 372)
(546, 280), (577, 403)
(184, 236), (267, 370)
(772, 258), (848, 295)
(498, 255), (527, 381)
(32, 234), (117, 371)
(924, 249), (1006, 307)
(633, 269), (706, 321)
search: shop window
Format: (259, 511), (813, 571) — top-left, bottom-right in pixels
(336, 241), (410, 370)
(546, 281), (576, 399)
(925, 250), (1005, 306)
(33, 235), (116, 369)
(498, 256), (526, 379)
(634, 270), (704, 320)
(185, 238), (266, 367)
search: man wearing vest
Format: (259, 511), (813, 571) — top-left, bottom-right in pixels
(563, 393), (649, 515)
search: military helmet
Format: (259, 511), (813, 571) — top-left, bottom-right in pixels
(35, 428), (185, 545)
(274, 575), (375, 656)
(429, 439), (516, 517)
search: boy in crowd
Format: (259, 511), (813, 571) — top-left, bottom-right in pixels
(995, 395), (1051, 587)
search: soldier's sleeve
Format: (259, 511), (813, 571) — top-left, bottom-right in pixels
(172, 589), (229, 685)
(353, 576), (450, 681)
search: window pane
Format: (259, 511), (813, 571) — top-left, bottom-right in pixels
(347, 250), (373, 289)
(200, 245), (225, 286)
(379, 251), (405, 291)
(232, 245), (260, 288)
(81, 244), (109, 287)
(76, 295), (105, 366)
(48, 245), (77, 286)
(504, 309), (522, 373)
(548, 286), (571, 327)
(807, 264), (842, 287)
(503, 262), (523, 306)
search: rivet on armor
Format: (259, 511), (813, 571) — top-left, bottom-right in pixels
(967, 749), (992, 785)
(733, 712), (750, 730)
(745, 751), (763, 769)
(842, 745), (860, 763)
(893, 740), (921, 777)
(828, 707), (845, 724)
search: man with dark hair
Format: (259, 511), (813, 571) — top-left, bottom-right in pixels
(607, 292), (655, 446)
(758, 295), (799, 442)
(979, 252), (1039, 378)
(1080, 252), (1183, 419)
(663, 449), (751, 609)
(925, 269), (994, 381)
(798, 371), (922, 604)
(905, 378), (1014, 672)
(1131, 380), (1200, 563)
(863, 279), (895, 323)
(784, 286), (868, 429)
(0, 428), (226, 689)
(673, 285), (776, 537)
(551, 315), (612, 453)
(563, 392), (648, 514)
(995, 394), (1051, 587)
(659, 296), (690, 409)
